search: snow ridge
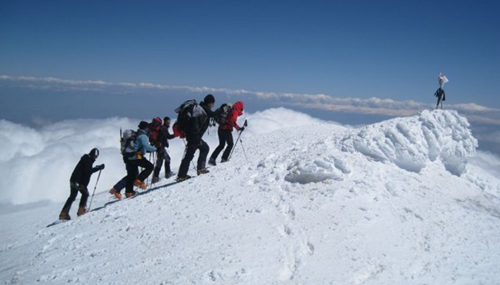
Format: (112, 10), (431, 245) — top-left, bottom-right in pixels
(340, 110), (477, 175)
(2, 110), (499, 285)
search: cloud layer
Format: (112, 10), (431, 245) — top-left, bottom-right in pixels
(2, 75), (500, 125)
(0, 108), (327, 205)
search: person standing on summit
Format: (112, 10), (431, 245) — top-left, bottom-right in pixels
(209, 101), (245, 165)
(176, 94), (215, 182)
(435, 73), (448, 109)
(59, 148), (104, 220)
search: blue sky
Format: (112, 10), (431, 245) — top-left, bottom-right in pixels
(1, 0), (499, 103)
(1, 0), (500, 154)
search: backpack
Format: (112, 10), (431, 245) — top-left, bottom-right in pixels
(120, 129), (137, 157)
(149, 117), (162, 145)
(173, 99), (197, 138)
(213, 103), (232, 125)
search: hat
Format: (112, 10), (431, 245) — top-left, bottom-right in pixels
(89, 148), (99, 159)
(138, 121), (149, 130)
(204, 94), (215, 104)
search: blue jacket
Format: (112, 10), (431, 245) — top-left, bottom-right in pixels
(134, 129), (157, 156)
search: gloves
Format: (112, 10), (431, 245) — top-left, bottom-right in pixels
(97, 164), (105, 170)
(239, 127), (245, 132)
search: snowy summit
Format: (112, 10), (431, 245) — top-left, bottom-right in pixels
(1, 109), (500, 284)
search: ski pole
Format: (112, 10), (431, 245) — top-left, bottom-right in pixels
(229, 120), (247, 161)
(88, 169), (102, 211)
(240, 139), (249, 163)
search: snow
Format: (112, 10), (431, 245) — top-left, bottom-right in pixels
(1, 109), (500, 284)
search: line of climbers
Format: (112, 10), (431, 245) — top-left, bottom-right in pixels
(59, 94), (245, 220)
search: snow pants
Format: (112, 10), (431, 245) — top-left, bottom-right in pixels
(61, 182), (89, 214)
(178, 140), (209, 178)
(210, 129), (234, 162)
(153, 147), (172, 178)
(124, 157), (154, 193)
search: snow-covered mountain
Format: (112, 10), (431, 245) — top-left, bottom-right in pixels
(1, 110), (500, 284)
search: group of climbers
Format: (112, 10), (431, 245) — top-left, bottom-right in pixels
(59, 94), (245, 220)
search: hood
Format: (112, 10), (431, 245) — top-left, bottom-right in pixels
(233, 101), (244, 115)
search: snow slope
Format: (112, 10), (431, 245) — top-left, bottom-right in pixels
(1, 110), (500, 284)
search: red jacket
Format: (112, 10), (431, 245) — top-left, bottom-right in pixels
(219, 101), (244, 131)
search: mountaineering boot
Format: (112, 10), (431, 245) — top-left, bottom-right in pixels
(77, 206), (89, 217)
(134, 179), (147, 189)
(176, 175), (192, 183)
(126, 191), (138, 198)
(208, 158), (216, 166)
(109, 187), (116, 195)
(221, 159), (229, 163)
(152, 176), (160, 184)
(165, 172), (175, 179)
(59, 212), (71, 221)
(114, 192), (123, 200)
(197, 168), (210, 175)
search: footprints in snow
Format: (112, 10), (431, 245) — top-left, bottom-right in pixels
(275, 199), (315, 281)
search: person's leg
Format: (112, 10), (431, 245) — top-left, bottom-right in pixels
(197, 140), (210, 170)
(125, 161), (139, 194)
(113, 176), (127, 192)
(77, 186), (90, 216)
(153, 148), (165, 178)
(164, 151), (172, 175)
(221, 130), (234, 161)
(209, 129), (226, 162)
(78, 186), (89, 209)
(60, 183), (79, 216)
(178, 146), (196, 178)
(137, 158), (154, 182)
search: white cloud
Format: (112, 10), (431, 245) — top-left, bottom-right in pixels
(0, 108), (330, 205)
(2, 75), (500, 124)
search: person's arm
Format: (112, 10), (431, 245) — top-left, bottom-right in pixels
(229, 111), (241, 131)
(140, 134), (157, 153)
(166, 129), (176, 140)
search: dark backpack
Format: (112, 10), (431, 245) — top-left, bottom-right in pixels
(173, 99), (197, 137)
(120, 129), (137, 157)
(213, 103), (232, 125)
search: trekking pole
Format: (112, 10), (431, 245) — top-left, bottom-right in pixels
(239, 138), (249, 162)
(88, 169), (102, 211)
(228, 120), (247, 161)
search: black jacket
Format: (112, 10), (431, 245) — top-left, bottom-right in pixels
(70, 154), (100, 187)
(159, 125), (175, 148)
(187, 101), (214, 143)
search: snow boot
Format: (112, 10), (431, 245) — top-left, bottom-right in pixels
(134, 179), (147, 189)
(114, 192), (123, 200)
(176, 175), (192, 183)
(152, 176), (160, 184)
(125, 191), (138, 198)
(221, 158), (229, 163)
(208, 158), (216, 166)
(197, 168), (210, 175)
(109, 187), (116, 195)
(59, 212), (71, 221)
(77, 206), (88, 217)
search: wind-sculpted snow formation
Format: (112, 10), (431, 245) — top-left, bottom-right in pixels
(340, 110), (477, 175)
